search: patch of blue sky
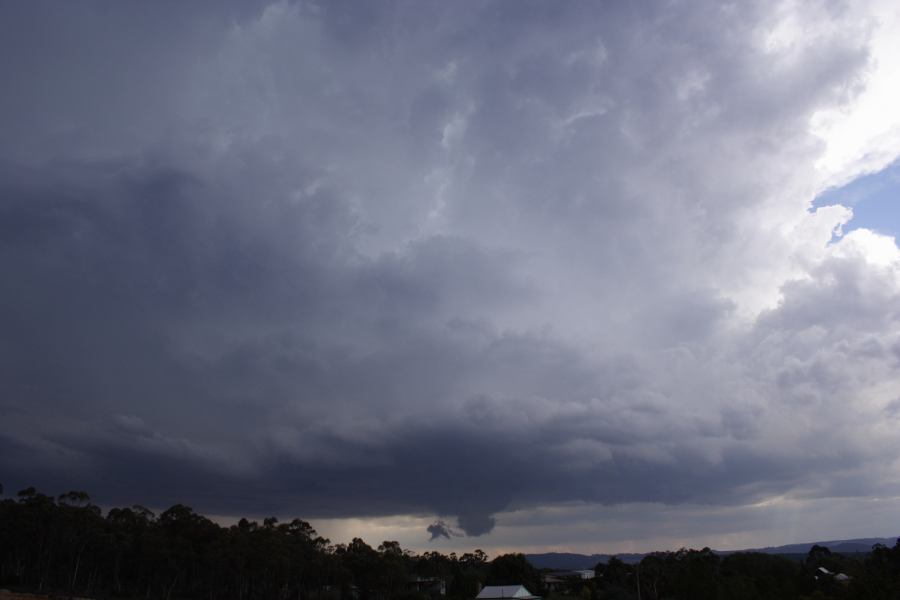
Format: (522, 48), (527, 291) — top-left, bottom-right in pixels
(813, 160), (900, 241)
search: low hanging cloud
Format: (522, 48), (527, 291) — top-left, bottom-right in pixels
(427, 520), (459, 541)
(1, 0), (900, 545)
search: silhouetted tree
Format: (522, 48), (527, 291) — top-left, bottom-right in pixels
(487, 553), (542, 595)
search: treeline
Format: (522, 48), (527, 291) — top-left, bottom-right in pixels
(586, 544), (900, 600)
(1, 486), (900, 600)
(0, 486), (535, 600)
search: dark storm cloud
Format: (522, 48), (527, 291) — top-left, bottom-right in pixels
(1, 0), (899, 544)
(427, 521), (456, 542)
(0, 157), (536, 533)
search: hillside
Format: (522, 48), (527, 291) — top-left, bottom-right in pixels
(525, 536), (900, 569)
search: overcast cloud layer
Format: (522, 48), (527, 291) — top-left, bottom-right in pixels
(3, 0), (900, 550)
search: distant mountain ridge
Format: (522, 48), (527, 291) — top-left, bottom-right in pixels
(733, 536), (899, 556)
(525, 536), (900, 569)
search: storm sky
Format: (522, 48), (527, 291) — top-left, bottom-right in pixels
(3, 0), (900, 554)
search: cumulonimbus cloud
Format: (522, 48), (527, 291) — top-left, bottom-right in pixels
(1, 0), (899, 544)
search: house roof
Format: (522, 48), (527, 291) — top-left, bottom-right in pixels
(476, 585), (539, 599)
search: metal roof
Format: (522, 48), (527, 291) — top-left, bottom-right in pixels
(476, 585), (539, 599)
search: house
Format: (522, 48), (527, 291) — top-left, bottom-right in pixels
(814, 567), (851, 585)
(573, 570), (595, 580)
(407, 577), (446, 597)
(476, 585), (540, 600)
(541, 570), (594, 593)
(541, 575), (568, 593)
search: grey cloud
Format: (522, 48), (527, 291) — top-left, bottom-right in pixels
(427, 520), (457, 541)
(1, 0), (898, 544)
